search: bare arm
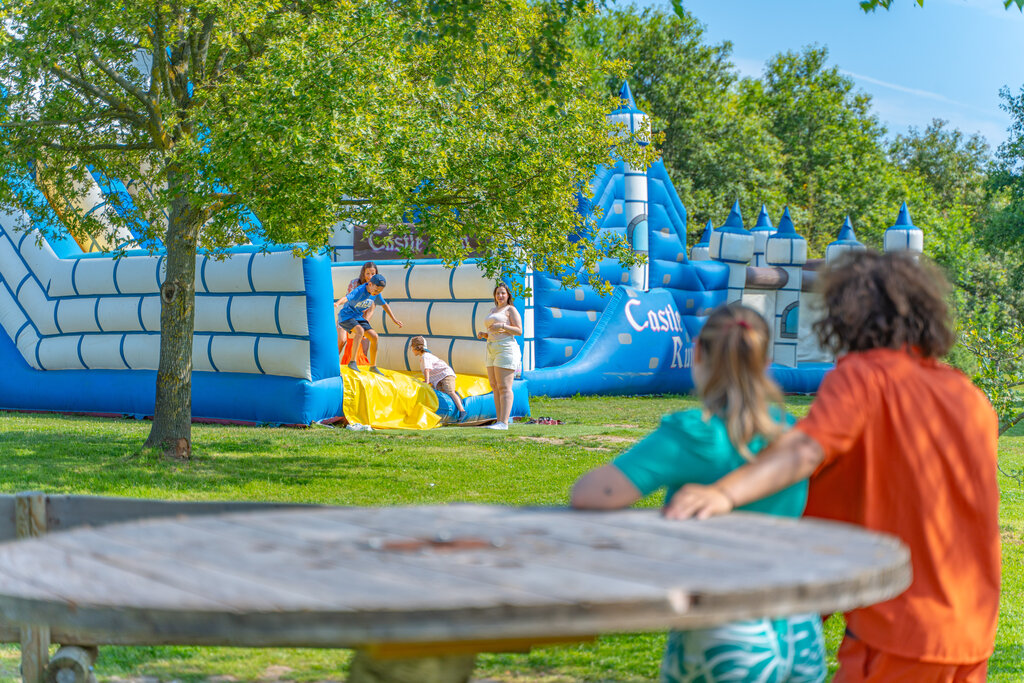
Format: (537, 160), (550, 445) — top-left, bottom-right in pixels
(502, 307), (523, 336)
(382, 303), (403, 328)
(570, 465), (643, 510)
(334, 296), (349, 312)
(664, 430), (825, 520)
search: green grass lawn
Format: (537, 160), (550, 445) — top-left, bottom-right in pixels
(0, 395), (1021, 682)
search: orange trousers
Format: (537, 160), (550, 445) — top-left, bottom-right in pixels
(835, 635), (988, 683)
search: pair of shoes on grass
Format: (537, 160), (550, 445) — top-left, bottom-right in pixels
(484, 422), (508, 430)
(526, 416), (563, 425)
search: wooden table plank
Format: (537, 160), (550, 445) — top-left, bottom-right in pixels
(0, 506), (911, 648)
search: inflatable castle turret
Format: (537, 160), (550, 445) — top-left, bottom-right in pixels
(606, 82), (650, 290)
(751, 204), (775, 268)
(826, 216), (866, 264)
(690, 221), (713, 261)
(765, 207), (806, 367)
(709, 201), (754, 303)
(883, 202), (923, 256)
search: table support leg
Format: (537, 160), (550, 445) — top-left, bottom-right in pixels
(19, 625), (50, 683)
(16, 492), (50, 683)
(348, 650), (477, 683)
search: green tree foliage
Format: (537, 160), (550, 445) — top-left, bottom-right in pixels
(890, 120), (992, 213)
(860, 0), (1023, 10)
(577, 5), (784, 229)
(0, 0), (648, 452)
(740, 47), (911, 251)
(986, 86), (1024, 254)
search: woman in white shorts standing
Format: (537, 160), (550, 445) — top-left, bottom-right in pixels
(477, 283), (522, 430)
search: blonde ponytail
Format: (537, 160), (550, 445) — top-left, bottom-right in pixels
(695, 303), (784, 460)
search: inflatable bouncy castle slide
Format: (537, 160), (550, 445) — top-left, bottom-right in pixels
(0, 83), (926, 428)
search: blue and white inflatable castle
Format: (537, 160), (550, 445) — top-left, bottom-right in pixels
(518, 84), (925, 397)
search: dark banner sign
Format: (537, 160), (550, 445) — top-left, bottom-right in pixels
(352, 225), (478, 261)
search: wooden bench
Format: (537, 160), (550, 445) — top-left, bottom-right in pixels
(0, 492), (313, 683)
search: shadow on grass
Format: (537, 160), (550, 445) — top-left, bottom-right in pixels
(0, 423), (410, 501)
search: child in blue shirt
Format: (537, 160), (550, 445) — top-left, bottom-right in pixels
(571, 303), (825, 683)
(334, 273), (403, 375)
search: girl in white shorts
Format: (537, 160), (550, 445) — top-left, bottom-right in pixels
(476, 283), (522, 430)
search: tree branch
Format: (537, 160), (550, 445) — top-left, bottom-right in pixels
(49, 64), (149, 129)
(0, 112), (135, 128)
(197, 15), (217, 78)
(40, 140), (161, 152)
(72, 30), (156, 118)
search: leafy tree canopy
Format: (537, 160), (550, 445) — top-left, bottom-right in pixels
(860, 0), (1023, 10)
(0, 0), (649, 452)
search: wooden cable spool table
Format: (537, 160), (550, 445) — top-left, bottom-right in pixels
(0, 504), (911, 683)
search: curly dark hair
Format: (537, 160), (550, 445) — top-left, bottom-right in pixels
(814, 250), (954, 358)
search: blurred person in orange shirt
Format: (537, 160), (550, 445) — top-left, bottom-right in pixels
(666, 250), (1000, 683)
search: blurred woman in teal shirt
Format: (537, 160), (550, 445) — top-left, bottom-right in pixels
(571, 303), (824, 683)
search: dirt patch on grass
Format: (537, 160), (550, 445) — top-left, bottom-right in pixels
(591, 435), (638, 445)
(581, 446), (613, 452)
(604, 423), (639, 429)
(1001, 529), (1023, 546)
(517, 436), (566, 445)
(260, 666), (294, 681)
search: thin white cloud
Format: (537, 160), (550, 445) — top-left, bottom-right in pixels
(840, 69), (995, 118)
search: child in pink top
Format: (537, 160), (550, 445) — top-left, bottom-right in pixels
(410, 336), (466, 421)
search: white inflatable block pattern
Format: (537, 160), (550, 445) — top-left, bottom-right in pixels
(72, 258), (119, 295)
(709, 231), (754, 264)
(0, 284), (29, 344)
(335, 262), (495, 301)
(329, 220), (354, 247)
(256, 337), (311, 377)
(19, 284), (60, 335)
(97, 297), (144, 332)
(16, 329), (41, 368)
(140, 296), (161, 331)
(375, 336), (488, 377)
(56, 298), (102, 333)
(752, 232), (771, 268)
(29, 332), (310, 378)
(825, 242), (867, 264)
(624, 172), (648, 201)
(883, 229), (924, 254)
(1, 214), (316, 377)
(48, 251), (308, 298)
(112, 257), (161, 295)
(765, 238), (808, 266)
(122, 334), (159, 369)
(37, 335), (85, 370)
(81, 334), (129, 370)
(0, 237), (31, 287)
(194, 296), (232, 333)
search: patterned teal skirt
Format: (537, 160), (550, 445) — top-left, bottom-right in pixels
(660, 613), (825, 683)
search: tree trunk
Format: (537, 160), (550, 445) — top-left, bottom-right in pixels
(144, 170), (199, 459)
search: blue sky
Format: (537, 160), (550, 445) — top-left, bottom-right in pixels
(636, 0), (1024, 147)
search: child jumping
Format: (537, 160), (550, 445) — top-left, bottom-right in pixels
(410, 336), (466, 422)
(666, 250), (1000, 682)
(334, 273), (403, 375)
(571, 303), (826, 683)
